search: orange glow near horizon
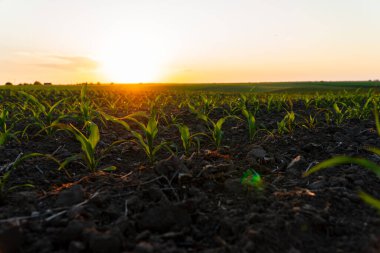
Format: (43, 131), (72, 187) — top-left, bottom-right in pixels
(1, 1), (380, 84)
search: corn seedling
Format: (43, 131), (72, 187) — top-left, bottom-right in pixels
(105, 111), (169, 163)
(333, 102), (347, 125)
(196, 112), (236, 149)
(200, 94), (215, 114)
(266, 95), (274, 112)
(129, 113), (170, 163)
(241, 108), (257, 141)
(78, 84), (97, 125)
(277, 111), (296, 135)
(176, 124), (205, 156)
(19, 91), (68, 136)
(0, 109), (19, 146)
(55, 121), (115, 172)
(303, 97), (314, 110)
(301, 114), (318, 130)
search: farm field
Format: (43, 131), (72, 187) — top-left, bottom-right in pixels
(1, 84), (380, 253)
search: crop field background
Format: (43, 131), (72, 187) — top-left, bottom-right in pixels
(3, 81), (380, 93)
(0, 84), (380, 252)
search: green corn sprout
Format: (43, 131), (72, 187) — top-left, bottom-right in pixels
(130, 113), (170, 163)
(200, 94), (214, 114)
(333, 102), (347, 125)
(277, 120), (287, 135)
(198, 113), (234, 149)
(0, 109), (19, 146)
(188, 95), (216, 116)
(277, 111), (296, 135)
(239, 94), (249, 109)
(18, 91), (68, 136)
(301, 114), (318, 130)
(266, 95), (274, 111)
(176, 124), (205, 156)
(79, 84), (95, 124)
(104, 111), (169, 163)
(241, 108), (256, 141)
(303, 97), (313, 109)
(55, 121), (115, 172)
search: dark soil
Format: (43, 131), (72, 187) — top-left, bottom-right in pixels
(1, 102), (380, 253)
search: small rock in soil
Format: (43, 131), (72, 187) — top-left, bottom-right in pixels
(287, 155), (308, 176)
(55, 185), (85, 207)
(155, 155), (189, 178)
(246, 146), (267, 164)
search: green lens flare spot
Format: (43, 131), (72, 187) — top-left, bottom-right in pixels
(241, 169), (263, 190)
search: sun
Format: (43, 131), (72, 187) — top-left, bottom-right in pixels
(96, 40), (166, 83)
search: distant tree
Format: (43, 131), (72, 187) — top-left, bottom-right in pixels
(33, 81), (42, 85)
(5, 82), (13, 86)
(44, 82), (52, 86)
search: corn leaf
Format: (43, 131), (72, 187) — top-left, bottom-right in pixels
(359, 191), (380, 211)
(88, 122), (100, 150)
(303, 156), (380, 177)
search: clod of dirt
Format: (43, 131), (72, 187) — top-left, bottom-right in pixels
(246, 146), (268, 164)
(55, 185), (85, 207)
(155, 156), (190, 180)
(138, 204), (191, 232)
(143, 185), (168, 202)
(61, 219), (94, 243)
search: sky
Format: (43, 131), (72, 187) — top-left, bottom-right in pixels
(0, 0), (380, 84)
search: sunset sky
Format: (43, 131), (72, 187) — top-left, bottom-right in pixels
(1, 0), (380, 84)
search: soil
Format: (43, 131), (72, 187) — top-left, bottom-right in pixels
(1, 99), (380, 253)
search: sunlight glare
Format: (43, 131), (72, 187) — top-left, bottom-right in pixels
(97, 39), (166, 83)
